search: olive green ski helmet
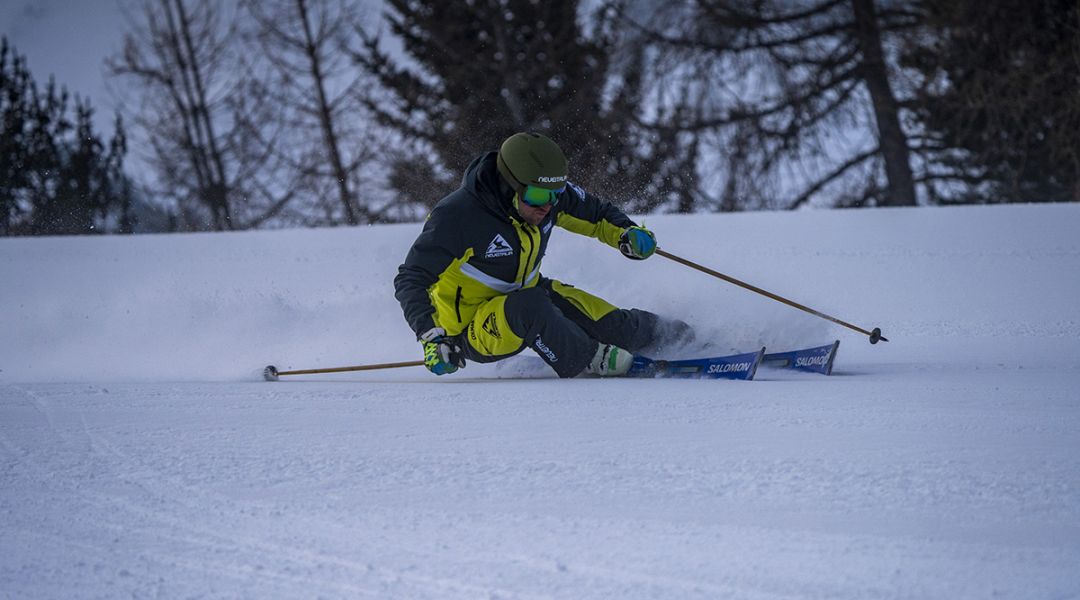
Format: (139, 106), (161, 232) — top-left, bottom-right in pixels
(496, 132), (568, 191)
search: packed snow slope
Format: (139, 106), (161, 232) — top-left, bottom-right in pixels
(2, 204), (1079, 598)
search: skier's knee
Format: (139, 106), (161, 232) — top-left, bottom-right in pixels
(503, 286), (555, 336)
(505, 286), (550, 315)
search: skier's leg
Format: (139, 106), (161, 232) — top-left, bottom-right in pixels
(540, 278), (694, 355)
(456, 288), (596, 378)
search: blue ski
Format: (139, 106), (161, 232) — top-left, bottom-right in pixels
(627, 348), (765, 380)
(762, 341), (839, 375)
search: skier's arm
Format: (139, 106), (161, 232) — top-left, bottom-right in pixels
(554, 182), (656, 259)
(394, 207), (465, 338)
(554, 182), (637, 249)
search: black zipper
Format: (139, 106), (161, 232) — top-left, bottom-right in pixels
(454, 286), (463, 322)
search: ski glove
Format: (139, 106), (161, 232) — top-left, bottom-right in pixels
(420, 327), (465, 375)
(619, 226), (657, 260)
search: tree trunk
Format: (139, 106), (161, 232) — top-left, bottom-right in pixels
(297, 0), (359, 226)
(851, 0), (917, 207)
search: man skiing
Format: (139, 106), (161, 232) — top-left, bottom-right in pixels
(394, 132), (684, 378)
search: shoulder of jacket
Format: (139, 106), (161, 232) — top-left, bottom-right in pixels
(428, 190), (505, 242)
(429, 189), (472, 218)
(566, 181), (588, 201)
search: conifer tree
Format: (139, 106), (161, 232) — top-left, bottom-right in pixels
(902, 0), (1080, 203)
(354, 0), (697, 212)
(1, 37), (132, 235)
(621, 0), (920, 209)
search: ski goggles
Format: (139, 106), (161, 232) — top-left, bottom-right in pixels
(519, 184), (565, 207)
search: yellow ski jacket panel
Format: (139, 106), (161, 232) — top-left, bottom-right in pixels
(394, 152), (638, 338)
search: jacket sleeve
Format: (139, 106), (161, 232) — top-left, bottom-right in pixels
(394, 205), (465, 338)
(554, 181), (637, 249)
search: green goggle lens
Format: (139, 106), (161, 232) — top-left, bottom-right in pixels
(521, 184), (564, 207)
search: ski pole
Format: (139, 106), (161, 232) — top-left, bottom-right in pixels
(655, 248), (888, 344)
(263, 360), (424, 381)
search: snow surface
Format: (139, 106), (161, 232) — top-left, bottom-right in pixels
(2, 204), (1079, 598)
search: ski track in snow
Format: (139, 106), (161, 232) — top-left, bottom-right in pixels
(2, 204), (1080, 598)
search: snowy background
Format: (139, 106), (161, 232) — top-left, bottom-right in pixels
(2, 203), (1079, 598)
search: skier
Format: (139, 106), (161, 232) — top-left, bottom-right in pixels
(394, 132), (688, 378)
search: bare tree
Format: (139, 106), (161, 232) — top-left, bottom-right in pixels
(243, 0), (387, 226)
(622, 0), (920, 209)
(109, 0), (296, 230)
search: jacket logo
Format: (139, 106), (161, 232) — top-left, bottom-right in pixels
(568, 182), (586, 199)
(482, 313), (501, 339)
(485, 234), (514, 258)
(534, 336), (558, 363)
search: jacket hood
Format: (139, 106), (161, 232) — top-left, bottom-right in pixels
(462, 151), (517, 221)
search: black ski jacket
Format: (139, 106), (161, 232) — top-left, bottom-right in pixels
(394, 151), (638, 338)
